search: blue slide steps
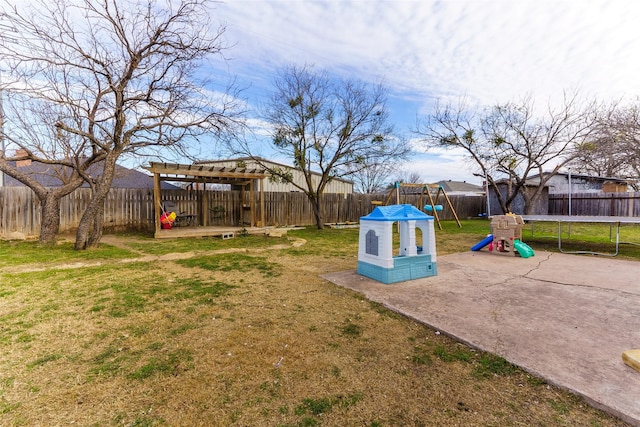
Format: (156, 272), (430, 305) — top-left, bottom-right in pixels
(471, 234), (493, 251)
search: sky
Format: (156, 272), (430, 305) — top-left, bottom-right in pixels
(207, 0), (640, 185)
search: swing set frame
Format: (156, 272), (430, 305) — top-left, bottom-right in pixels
(379, 182), (462, 230)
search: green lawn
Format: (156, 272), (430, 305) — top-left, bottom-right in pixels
(0, 221), (632, 426)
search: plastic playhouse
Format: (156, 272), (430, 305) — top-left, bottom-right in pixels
(357, 204), (437, 284)
(471, 214), (535, 258)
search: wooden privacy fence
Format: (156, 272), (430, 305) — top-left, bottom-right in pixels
(549, 192), (640, 217)
(0, 187), (486, 238)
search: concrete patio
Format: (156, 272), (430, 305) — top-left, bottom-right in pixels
(323, 251), (640, 426)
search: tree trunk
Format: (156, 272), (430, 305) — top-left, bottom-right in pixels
(522, 194), (534, 215)
(39, 193), (61, 245)
(87, 208), (104, 248)
(490, 182), (509, 214)
(74, 154), (118, 250)
(522, 187), (540, 215)
(310, 194), (324, 229)
(74, 193), (107, 250)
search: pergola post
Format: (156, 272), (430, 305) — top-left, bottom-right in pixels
(240, 184), (245, 226)
(201, 177), (207, 226)
(153, 172), (162, 234)
(260, 177), (265, 228)
(250, 178), (255, 227)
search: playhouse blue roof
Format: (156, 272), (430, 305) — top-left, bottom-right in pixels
(361, 204), (433, 221)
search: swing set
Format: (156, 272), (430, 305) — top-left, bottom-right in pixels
(377, 182), (462, 230)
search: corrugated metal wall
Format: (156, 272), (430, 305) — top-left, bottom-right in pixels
(199, 159), (354, 194)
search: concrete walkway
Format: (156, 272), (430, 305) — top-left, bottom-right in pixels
(323, 251), (640, 426)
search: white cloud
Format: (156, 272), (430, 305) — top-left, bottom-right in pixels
(401, 151), (482, 185)
(219, 0), (640, 105)
(212, 0), (640, 181)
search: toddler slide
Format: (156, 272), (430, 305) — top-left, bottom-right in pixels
(513, 240), (534, 258)
(471, 234), (493, 251)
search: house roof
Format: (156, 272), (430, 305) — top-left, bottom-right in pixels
(361, 204), (433, 221)
(3, 161), (179, 190)
(496, 172), (629, 187)
(493, 177), (548, 187)
(435, 180), (483, 193)
(531, 172), (629, 184)
(497, 172), (630, 188)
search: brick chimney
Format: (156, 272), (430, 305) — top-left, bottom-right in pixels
(15, 149), (31, 167)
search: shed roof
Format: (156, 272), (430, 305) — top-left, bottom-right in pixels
(361, 204), (433, 222)
(197, 157), (355, 185)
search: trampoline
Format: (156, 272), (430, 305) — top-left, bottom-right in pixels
(521, 215), (640, 256)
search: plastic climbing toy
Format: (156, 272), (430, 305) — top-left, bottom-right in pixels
(471, 214), (534, 258)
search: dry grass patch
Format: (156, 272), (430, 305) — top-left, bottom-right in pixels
(0, 224), (631, 426)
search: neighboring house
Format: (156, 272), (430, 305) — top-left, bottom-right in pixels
(435, 180), (484, 196)
(196, 157), (354, 194)
(528, 172), (629, 194)
(3, 159), (179, 190)
(489, 178), (549, 216)
(488, 172), (631, 215)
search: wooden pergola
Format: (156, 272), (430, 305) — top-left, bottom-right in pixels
(143, 162), (269, 237)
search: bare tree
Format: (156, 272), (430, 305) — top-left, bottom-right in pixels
(0, 96), (105, 243)
(0, 0), (244, 248)
(393, 170), (423, 185)
(234, 64), (408, 228)
(416, 93), (598, 214)
(573, 102), (640, 186)
(350, 157), (401, 194)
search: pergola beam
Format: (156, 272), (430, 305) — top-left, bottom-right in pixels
(144, 162), (267, 180)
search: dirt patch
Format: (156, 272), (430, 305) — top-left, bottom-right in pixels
(2, 237), (308, 274)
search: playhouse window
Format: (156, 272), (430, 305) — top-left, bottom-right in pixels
(365, 229), (379, 256)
